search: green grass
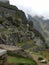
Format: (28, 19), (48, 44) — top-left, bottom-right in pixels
(26, 40), (33, 44)
(7, 56), (37, 65)
(17, 42), (23, 47)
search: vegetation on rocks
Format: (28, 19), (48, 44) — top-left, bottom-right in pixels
(0, 1), (49, 65)
(0, 1), (47, 52)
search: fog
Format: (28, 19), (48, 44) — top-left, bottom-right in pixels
(9, 0), (49, 19)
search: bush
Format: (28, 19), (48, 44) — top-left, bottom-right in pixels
(38, 56), (43, 60)
(0, 18), (5, 24)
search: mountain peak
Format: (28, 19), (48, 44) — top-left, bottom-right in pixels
(0, 0), (9, 4)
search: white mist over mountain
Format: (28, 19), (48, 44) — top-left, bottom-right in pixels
(9, 0), (49, 19)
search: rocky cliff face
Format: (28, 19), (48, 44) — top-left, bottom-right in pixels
(0, 2), (46, 51)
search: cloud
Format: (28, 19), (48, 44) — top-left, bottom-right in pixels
(9, 0), (49, 18)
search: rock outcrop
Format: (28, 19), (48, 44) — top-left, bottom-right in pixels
(0, 2), (46, 51)
(0, 0), (9, 4)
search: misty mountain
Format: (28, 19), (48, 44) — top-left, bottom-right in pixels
(28, 15), (49, 45)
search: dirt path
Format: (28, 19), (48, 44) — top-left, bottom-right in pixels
(0, 44), (21, 51)
(0, 44), (49, 65)
(32, 54), (49, 65)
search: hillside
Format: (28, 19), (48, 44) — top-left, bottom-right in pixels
(0, 2), (49, 65)
(0, 2), (47, 52)
(28, 15), (49, 47)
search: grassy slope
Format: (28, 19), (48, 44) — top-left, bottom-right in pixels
(7, 56), (37, 65)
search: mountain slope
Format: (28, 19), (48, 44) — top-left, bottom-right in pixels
(28, 15), (49, 46)
(0, 2), (47, 51)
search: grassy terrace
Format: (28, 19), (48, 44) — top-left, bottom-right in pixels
(7, 56), (37, 65)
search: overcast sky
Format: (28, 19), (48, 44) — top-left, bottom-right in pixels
(9, 0), (49, 18)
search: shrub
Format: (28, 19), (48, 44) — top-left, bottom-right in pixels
(38, 56), (43, 60)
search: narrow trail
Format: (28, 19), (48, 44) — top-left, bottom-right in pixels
(0, 44), (21, 51)
(0, 44), (49, 65)
(32, 54), (49, 65)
